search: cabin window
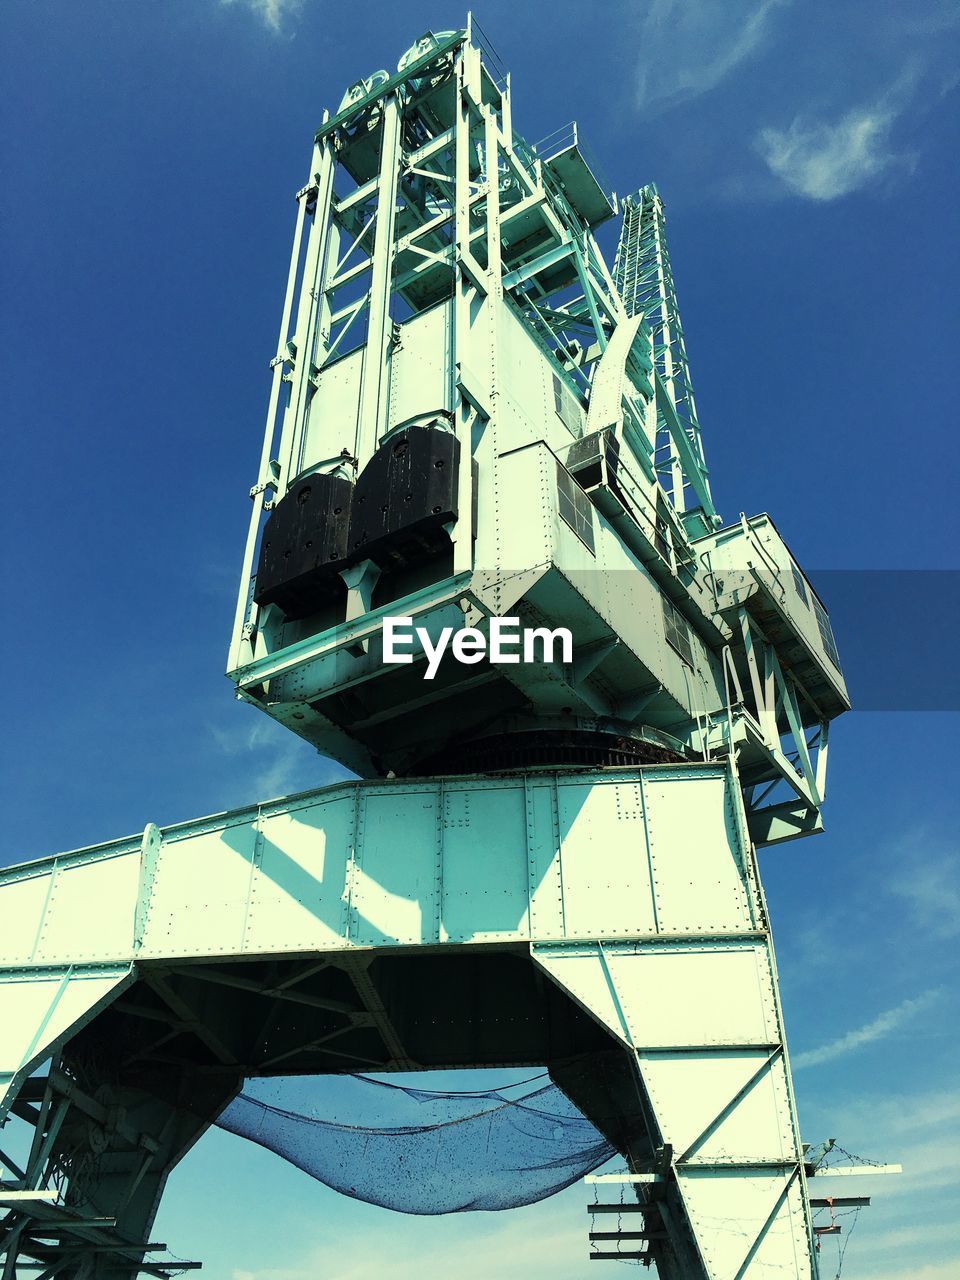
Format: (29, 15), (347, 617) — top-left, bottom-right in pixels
(553, 372), (582, 436)
(662, 596), (694, 666)
(813, 597), (840, 668)
(556, 461), (595, 553)
(791, 560), (809, 607)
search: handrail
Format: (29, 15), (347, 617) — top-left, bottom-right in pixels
(531, 121), (613, 203)
(468, 12), (508, 90)
(532, 122), (578, 156)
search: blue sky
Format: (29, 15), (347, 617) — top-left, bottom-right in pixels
(2, 1), (959, 1276)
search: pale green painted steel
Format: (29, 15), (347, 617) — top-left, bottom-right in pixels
(614, 186), (711, 517)
(223, 22), (848, 860)
(0, 764), (817, 1279)
(1, 766), (759, 968)
(1, 16), (852, 1280)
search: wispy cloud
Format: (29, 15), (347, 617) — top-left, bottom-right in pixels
(801, 1083), (960, 1277)
(636, 0), (790, 111)
(635, 3), (960, 203)
(208, 712), (348, 800)
(251, 736), (321, 799)
(866, 1263), (960, 1280)
(890, 849), (960, 940)
(220, 0), (304, 35)
(752, 51), (955, 201)
(793, 989), (941, 1069)
(873, 1088), (960, 1137)
(756, 100), (907, 200)
(225, 1192), (589, 1280)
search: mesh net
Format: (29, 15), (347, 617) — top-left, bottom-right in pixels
(215, 1072), (614, 1213)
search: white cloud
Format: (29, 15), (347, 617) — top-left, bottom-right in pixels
(891, 853), (960, 939)
(208, 711), (350, 801)
(866, 1264), (960, 1280)
(250, 736), (317, 799)
(858, 1221), (960, 1251)
(792, 989), (941, 1069)
(810, 1082), (960, 1152)
(217, 1194), (589, 1280)
(210, 716), (281, 757)
(871, 1137), (960, 1195)
(874, 1088), (960, 1137)
(755, 60), (933, 201)
(636, 0), (790, 111)
(800, 1082), (960, 1280)
(756, 103), (905, 199)
(220, 0), (304, 35)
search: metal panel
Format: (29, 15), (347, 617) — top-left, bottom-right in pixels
(642, 772), (754, 933)
(0, 873), (54, 965)
(617, 945), (778, 1048)
(533, 942), (778, 1048)
(0, 968), (131, 1107)
(524, 775), (566, 938)
(556, 779), (657, 938)
(638, 1052), (796, 1161)
(387, 301), (452, 433)
(302, 348), (363, 470)
(440, 782), (528, 942)
(141, 820), (259, 959)
(244, 794), (355, 951)
(531, 943), (631, 1043)
(682, 1171), (811, 1279)
(352, 787), (440, 946)
(0, 766), (763, 971)
(534, 932), (811, 1278)
(34, 853), (141, 966)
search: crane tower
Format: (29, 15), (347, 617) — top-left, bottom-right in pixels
(1, 21), (850, 1278)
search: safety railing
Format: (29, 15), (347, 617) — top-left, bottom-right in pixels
(468, 13), (508, 91)
(531, 121), (614, 205)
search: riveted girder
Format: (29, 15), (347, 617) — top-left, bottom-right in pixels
(1, 765), (817, 1278)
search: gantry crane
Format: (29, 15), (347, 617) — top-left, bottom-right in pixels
(1, 20), (852, 1278)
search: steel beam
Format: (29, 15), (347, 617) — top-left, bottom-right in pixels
(1, 765), (816, 1278)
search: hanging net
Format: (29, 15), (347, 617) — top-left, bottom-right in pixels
(215, 1072), (615, 1213)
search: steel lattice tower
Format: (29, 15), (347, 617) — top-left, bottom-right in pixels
(614, 186), (710, 513)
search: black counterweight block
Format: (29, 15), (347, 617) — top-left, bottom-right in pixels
(254, 426), (463, 619)
(349, 424), (460, 567)
(254, 471), (353, 619)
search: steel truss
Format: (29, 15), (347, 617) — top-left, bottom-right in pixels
(228, 23), (633, 680)
(614, 186), (711, 516)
